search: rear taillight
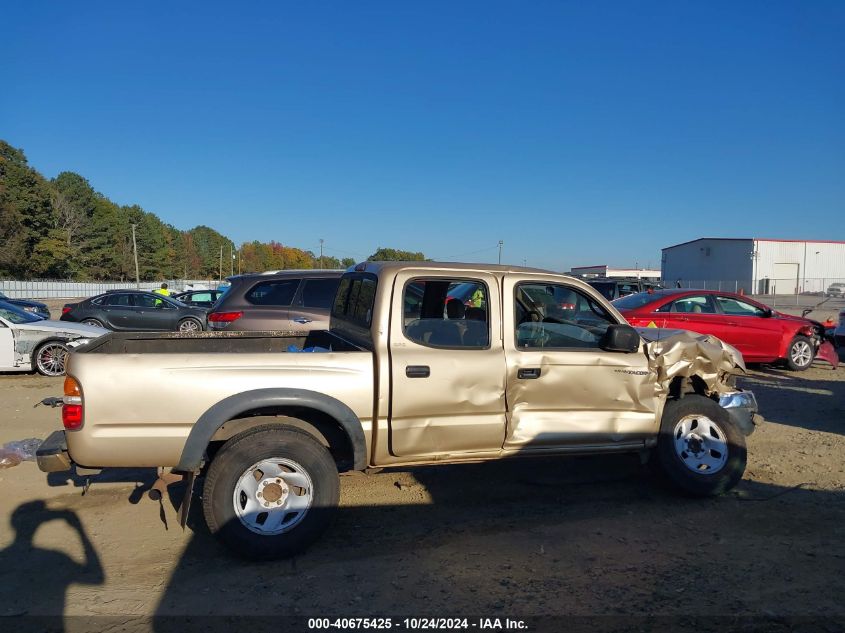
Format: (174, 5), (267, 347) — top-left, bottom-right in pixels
(208, 311), (243, 323)
(799, 325), (815, 337)
(62, 306), (72, 314)
(62, 376), (83, 430)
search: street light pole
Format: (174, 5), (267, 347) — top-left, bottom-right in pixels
(130, 224), (140, 289)
(498, 240), (503, 265)
(219, 245), (223, 281)
(319, 239), (324, 270)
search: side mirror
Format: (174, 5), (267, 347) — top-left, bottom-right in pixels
(763, 308), (774, 318)
(600, 323), (641, 353)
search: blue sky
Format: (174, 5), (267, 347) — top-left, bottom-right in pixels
(2, 1), (843, 271)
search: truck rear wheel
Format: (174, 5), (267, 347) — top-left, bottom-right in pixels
(202, 426), (339, 559)
(655, 395), (746, 496)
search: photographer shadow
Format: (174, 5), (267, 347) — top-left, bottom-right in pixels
(0, 501), (104, 627)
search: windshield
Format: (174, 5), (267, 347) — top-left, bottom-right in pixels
(612, 292), (660, 311)
(0, 301), (44, 324)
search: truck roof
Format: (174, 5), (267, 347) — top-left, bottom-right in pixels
(352, 260), (563, 276)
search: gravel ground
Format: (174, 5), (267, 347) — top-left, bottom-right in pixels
(0, 333), (843, 631)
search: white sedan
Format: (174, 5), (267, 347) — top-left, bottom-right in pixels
(0, 301), (108, 377)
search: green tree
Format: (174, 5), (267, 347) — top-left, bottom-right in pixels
(367, 247), (427, 261)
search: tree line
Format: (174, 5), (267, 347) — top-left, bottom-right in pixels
(0, 141), (427, 281)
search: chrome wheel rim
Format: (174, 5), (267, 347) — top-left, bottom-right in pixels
(790, 341), (813, 367)
(36, 343), (68, 376)
(81, 319), (102, 327)
(233, 458), (314, 535)
(179, 319), (200, 332)
(673, 414), (728, 475)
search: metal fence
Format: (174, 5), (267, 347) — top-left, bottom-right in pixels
(672, 277), (845, 310)
(0, 279), (224, 299)
(675, 277), (844, 294)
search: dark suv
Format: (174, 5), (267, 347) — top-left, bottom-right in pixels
(586, 277), (662, 301)
(208, 270), (343, 331)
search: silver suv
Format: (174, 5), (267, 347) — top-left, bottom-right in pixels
(207, 270), (343, 331)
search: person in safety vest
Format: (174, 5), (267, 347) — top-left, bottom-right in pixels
(154, 283), (171, 297)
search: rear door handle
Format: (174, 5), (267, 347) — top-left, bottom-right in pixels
(517, 367), (541, 379)
(406, 365), (430, 378)
(292, 317), (312, 324)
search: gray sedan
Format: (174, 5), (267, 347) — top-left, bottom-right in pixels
(0, 300), (108, 376)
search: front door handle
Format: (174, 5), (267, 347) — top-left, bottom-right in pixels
(406, 365), (430, 378)
(517, 367), (541, 379)
(292, 317), (312, 324)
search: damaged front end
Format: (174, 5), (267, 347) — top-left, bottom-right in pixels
(806, 321), (839, 369)
(638, 328), (763, 436)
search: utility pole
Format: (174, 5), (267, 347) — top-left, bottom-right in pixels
(230, 242), (234, 276)
(498, 240), (504, 265)
(130, 224), (140, 289)
(319, 239), (324, 270)
(219, 245), (223, 281)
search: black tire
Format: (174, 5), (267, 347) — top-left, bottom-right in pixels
(177, 317), (203, 333)
(785, 335), (815, 371)
(202, 425), (339, 560)
(81, 318), (104, 328)
(655, 395), (746, 497)
(32, 341), (69, 376)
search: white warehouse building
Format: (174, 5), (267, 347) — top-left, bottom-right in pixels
(661, 238), (845, 295)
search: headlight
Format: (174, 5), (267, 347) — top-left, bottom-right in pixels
(719, 391), (758, 411)
(23, 306), (38, 312)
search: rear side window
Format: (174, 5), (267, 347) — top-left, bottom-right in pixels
(659, 295), (717, 314)
(332, 276), (377, 327)
(189, 292), (213, 303)
(246, 279), (301, 306)
(300, 278), (341, 309)
(402, 278), (490, 349)
(102, 294), (132, 307)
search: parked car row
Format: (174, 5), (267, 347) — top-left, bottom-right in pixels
(58, 271), (344, 335)
(614, 289), (839, 371)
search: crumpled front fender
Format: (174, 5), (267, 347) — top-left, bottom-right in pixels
(641, 329), (746, 398)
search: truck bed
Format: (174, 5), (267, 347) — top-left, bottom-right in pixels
(78, 329), (362, 354)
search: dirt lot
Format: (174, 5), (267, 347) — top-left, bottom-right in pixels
(1, 354), (844, 631)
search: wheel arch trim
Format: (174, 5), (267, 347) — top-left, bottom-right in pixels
(177, 388), (367, 472)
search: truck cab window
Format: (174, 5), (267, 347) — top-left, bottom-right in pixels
(515, 283), (615, 350)
(403, 278), (489, 349)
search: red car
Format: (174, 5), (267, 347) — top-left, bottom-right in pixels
(614, 289), (839, 371)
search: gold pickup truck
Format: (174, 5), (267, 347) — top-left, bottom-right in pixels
(37, 262), (761, 559)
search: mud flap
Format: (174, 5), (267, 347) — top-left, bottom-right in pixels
(179, 471), (196, 528)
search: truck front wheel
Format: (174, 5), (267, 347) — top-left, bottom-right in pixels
(656, 395), (746, 496)
(202, 426), (339, 559)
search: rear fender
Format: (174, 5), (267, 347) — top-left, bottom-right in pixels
(176, 388), (367, 472)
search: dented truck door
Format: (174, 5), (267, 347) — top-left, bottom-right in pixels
(387, 269), (507, 457)
(502, 274), (657, 450)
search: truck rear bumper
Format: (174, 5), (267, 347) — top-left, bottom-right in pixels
(36, 430), (72, 473)
(719, 390), (763, 436)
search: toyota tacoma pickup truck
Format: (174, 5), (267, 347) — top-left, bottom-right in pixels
(37, 262), (761, 559)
